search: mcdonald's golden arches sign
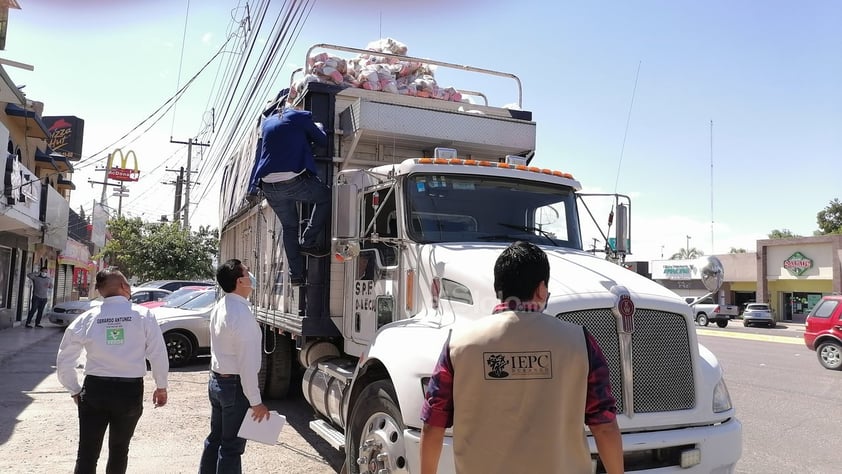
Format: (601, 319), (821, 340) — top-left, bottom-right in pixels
(106, 149), (140, 182)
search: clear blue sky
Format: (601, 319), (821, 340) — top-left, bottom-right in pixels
(7, 0), (841, 262)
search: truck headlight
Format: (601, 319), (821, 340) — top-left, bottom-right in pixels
(712, 377), (733, 413)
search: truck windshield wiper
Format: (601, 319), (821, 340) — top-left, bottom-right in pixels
(497, 222), (558, 246)
(476, 234), (522, 242)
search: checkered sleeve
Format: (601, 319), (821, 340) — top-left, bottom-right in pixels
(584, 328), (618, 425)
(420, 341), (455, 428)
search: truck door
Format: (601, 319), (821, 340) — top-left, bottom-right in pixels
(348, 187), (399, 346)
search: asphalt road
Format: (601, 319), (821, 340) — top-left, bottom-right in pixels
(697, 324), (839, 474)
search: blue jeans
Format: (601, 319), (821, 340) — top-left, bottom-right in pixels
(199, 373), (250, 474)
(262, 173), (331, 279)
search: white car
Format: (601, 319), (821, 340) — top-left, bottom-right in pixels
(46, 287), (172, 327)
(742, 303), (776, 328)
(154, 289), (218, 367)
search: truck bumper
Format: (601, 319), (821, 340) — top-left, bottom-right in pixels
(403, 417), (741, 473)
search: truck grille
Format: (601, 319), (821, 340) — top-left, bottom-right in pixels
(556, 309), (695, 414)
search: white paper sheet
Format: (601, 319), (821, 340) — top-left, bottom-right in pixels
(237, 409), (286, 445)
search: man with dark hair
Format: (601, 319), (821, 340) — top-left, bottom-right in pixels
(200, 259), (270, 474)
(247, 93), (330, 287)
(56, 269), (169, 474)
(25, 265), (53, 328)
(419, 241), (624, 474)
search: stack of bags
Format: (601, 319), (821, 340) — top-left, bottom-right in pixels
(289, 38), (463, 103)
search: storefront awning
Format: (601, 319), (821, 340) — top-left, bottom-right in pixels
(4, 103), (50, 139)
(57, 174), (76, 191)
(34, 148), (59, 171)
(50, 149), (73, 172)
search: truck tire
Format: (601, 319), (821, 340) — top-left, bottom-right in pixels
(716, 320), (728, 328)
(696, 313), (709, 326)
(346, 380), (409, 474)
(264, 334), (293, 399)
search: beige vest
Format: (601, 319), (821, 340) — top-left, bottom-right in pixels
(449, 311), (592, 474)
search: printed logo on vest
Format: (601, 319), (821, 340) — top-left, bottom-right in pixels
(483, 351), (552, 380)
(106, 327), (125, 345)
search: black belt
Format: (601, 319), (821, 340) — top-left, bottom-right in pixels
(212, 371), (239, 379)
(87, 375), (143, 383)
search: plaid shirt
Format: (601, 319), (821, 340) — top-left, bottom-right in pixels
(421, 302), (618, 428)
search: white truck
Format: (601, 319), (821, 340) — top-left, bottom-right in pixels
(218, 43), (742, 473)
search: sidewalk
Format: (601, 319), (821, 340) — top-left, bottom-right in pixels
(0, 321), (64, 366)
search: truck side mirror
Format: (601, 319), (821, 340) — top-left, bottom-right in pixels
(698, 256), (725, 293)
(614, 203), (629, 253)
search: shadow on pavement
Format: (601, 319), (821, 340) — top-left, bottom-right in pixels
(0, 328), (64, 445)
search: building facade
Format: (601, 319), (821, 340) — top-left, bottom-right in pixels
(650, 235), (842, 324)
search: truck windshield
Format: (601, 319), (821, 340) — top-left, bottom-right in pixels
(405, 173), (582, 249)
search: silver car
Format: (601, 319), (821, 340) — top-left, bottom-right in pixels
(154, 289), (219, 367)
(47, 287), (171, 327)
(742, 303), (776, 328)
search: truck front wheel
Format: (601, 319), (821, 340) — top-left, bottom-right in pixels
(696, 313), (709, 326)
(346, 380), (409, 474)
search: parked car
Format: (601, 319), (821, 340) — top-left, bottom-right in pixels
(140, 285), (211, 309)
(804, 295), (842, 371)
(742, 303), (775, 328)
(137, 280), (215, 292)
(46, 287), (172, 327)
(154, 288), (219, 367)
(688, 296), (740, 327)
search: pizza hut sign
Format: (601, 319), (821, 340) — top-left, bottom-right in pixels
(783, 251), (812, 276)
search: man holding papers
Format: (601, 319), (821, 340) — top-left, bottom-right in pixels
(199, 259), (270, 474)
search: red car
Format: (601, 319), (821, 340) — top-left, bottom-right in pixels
(804, 295), (842, 370)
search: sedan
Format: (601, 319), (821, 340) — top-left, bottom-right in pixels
(140, 285), (210, 309)
(47, 287), (172, 327)
(742, 303), (776, 328)
(155, 289), (218, 367)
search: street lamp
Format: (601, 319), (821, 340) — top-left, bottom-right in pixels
(686, 235), (691, 257)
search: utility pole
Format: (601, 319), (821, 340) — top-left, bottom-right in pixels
(96, 152), (114, 209)
(164, 167), (185, 224)
(170, 137), (209, 229)
(686, 235), (691, 257)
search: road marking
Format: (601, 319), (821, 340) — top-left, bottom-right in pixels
(696, 328), (804, 345)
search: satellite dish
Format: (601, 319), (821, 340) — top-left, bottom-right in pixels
(698, 256), (724, 292)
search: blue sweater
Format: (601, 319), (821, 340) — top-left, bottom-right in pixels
(248, 108), (327, 192)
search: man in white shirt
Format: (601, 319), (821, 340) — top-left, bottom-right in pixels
(199, 259), (270, 474)
(56, 269), (169, 474)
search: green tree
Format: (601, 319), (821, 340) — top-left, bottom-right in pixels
(768, 229), (801, 239)
(729, 247), (747, 253)
(670, 248), (705, 260)
(816, 198), (842, 235)
(98, 217), (218, 282)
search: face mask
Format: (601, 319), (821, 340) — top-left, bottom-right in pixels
(39, 272), (47, 278)
(243, 272), (257, 289)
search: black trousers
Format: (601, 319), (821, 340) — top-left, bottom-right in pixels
(25, 295), (47, 325)
(75, 375), (144, 474)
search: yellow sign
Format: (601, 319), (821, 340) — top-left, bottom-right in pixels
(107, 149), (140, 182)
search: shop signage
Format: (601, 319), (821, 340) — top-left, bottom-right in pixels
(661, 264), (693, 280)
(783, 251), (812, 276)
(44, 116), (85, 160)
(106, 148), (140, 182)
